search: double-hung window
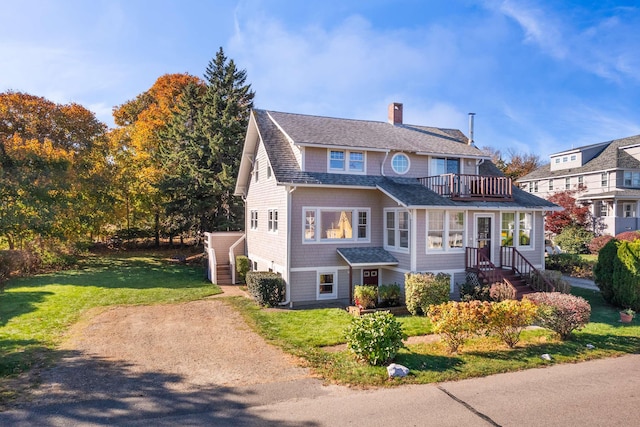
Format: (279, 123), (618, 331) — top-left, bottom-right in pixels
(565, 177), (571, 190)
(623, 203), (635, 218)
(328, 150), (365, 173)
(548, 179), (554, 191)
(501, 212), (532, 248)
(385, 209), (409, 251)
(601, 173), (608, 187)
(303, 208), (370, 243)
(268, 209), (278, 232)
(426, 210), (464, 251)
(250, 210), (258, 230)
(317, 271), (337, 299)
(624, 171), (640, 188)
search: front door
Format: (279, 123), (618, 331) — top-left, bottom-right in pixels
(362, 268), (379, 286)
(476, 215), (493, 262)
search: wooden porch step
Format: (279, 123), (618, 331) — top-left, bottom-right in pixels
(216, 264), (232, 284)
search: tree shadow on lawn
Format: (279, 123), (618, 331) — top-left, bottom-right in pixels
(0, 291), (53, 327)
(0, 348), (318, 426)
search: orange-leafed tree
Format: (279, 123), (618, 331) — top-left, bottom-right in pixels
(110, 73), (204, 245)
(545, 189), (592, 235)
(0, 91), (108, 249)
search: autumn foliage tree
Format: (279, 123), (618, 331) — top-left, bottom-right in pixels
(482, 147), (544, 180)
(545, 189), (591, 235)
(0, 91), (108, 249)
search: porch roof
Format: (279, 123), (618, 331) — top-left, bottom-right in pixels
(337, 247), (399, 267)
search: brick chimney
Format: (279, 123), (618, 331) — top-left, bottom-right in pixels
(388, 102), (403, 125)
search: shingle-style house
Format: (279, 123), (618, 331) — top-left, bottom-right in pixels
(518, 135), (640, 235)
(231, 103), (558, 306)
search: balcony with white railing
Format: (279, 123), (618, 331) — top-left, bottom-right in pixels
(418, 174), (513, 201)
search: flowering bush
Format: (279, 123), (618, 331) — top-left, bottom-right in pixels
(428, 301), (491, 353)
(405, 272), (450, 315)
(525, 292), (591, 340)
(487, 299), (538, 348)
(353, 285), (378, 309)
(345, 311), (406, 366)
(614, 231), (640, 242)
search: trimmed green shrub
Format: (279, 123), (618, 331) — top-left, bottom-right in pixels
(487, 299), (538, 348)
(460, 271), (491, 302)
(428, 300), (491, 353)
(531, 270), (571, 294)
(354, 285), (378, 309)
(345, 311), (406, 366)
(405, 272), (450, 316)
(525, 292), (591, 340)
(554, 226), (594, 254)
(611, 240), (640, 311)
(378, 283), (402, 307)
(594, 239), (620, 303)
(246, 271), (284, 307)
(235, 255), (250, 284)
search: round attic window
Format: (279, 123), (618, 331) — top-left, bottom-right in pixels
(391, 153), (410, 174)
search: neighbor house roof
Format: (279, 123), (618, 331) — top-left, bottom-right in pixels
(519, 135), (640, 181)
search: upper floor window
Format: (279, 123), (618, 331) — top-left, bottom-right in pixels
(554, 158), (560, 164)
(570, 155), (577, 161)
(562, 156), (568, 162)
(426, 210), (464, 251)
(254, 160), (259, 182)
(328, 150), (365, 173)
(303, 208), (370, 243)
(268, 209), (278, 232)
(267, 164), (272, 179)
(565, 177), (571, 190)
(385, 209), (409, 251)
(391, 153), (410, 174)
(250, 210), (258, 230)
(432, 157), (460, 175)
(549, 179), (554, 191)
(533, 181), (539, 193)
(578, 176), (584, 187)
(601, 173), (607, 187)
(623, 171), (640, 188)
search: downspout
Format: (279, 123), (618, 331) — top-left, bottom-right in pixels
(381, 150), (390, 176)
(280, 186), (296, 307)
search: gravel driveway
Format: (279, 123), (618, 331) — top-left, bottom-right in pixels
(23, 298), (311, 406)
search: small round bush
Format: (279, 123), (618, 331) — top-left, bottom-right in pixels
(405, 272), (450, 315)
(554, 226), (594, 254)
(345, 311), (406, 366)
(587, 235), (614, 254)
(428, 300), (491, 353)
(354, 285), (378, 309)
(525, 292), (591, 340)
(487, 299), (538, 348)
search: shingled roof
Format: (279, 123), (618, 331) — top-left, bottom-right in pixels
(265, 110), (484, 157)
(519, 135), (640, 181)
(242, 108), (558, 210)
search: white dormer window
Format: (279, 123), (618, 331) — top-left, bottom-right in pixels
(555, 158), (560, 164)
(328, 150), (365, 173)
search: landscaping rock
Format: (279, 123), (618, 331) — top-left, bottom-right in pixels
(387, 363), (409, 378)
(541, 353), (552, 361)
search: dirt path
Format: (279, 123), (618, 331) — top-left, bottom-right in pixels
(26, 298), (310, 406)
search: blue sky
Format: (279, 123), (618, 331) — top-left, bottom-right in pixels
(2, 0), (640, 158)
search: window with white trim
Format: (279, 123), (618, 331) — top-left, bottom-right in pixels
(565, 177), (571, 190)
(623, 203), (636, 218)
(317, 271), (337, 299)
(385, 209), (409, 251)
(578, 176), (584, 187)
(500, 212), (533, 248)
(254, 160), (259, 182)
(391, 153), (410, 174)
(268, 209), (278, 232)
(548, 179), (554, 191)
(597, 201), (608, 217)
(303, 208), (370, 243)
(426, 210), (464, 251)
(570, 155), (577, 161)
(432, 157), (460, 175)
(250, 210), (258, 230)
(328, 149), (365, 173)
(534, 181), (539, 193)
(601, 173), (607, 187)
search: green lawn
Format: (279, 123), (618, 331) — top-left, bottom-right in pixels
(0, 253), (220, 380)
(229, 287), (640, 386)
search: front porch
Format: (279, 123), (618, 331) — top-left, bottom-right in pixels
(465, 246), (555, 299)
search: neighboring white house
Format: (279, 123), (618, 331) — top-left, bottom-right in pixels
(232, 103), (559, 306)
(518, 135), (640, 235)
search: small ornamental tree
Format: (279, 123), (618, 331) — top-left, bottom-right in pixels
(554, 225), (594, 254)
(594, 239), (620, 303)
(545, 190), (591, 236)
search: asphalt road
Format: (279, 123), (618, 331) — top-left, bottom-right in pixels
(2, 354), (638, 426)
